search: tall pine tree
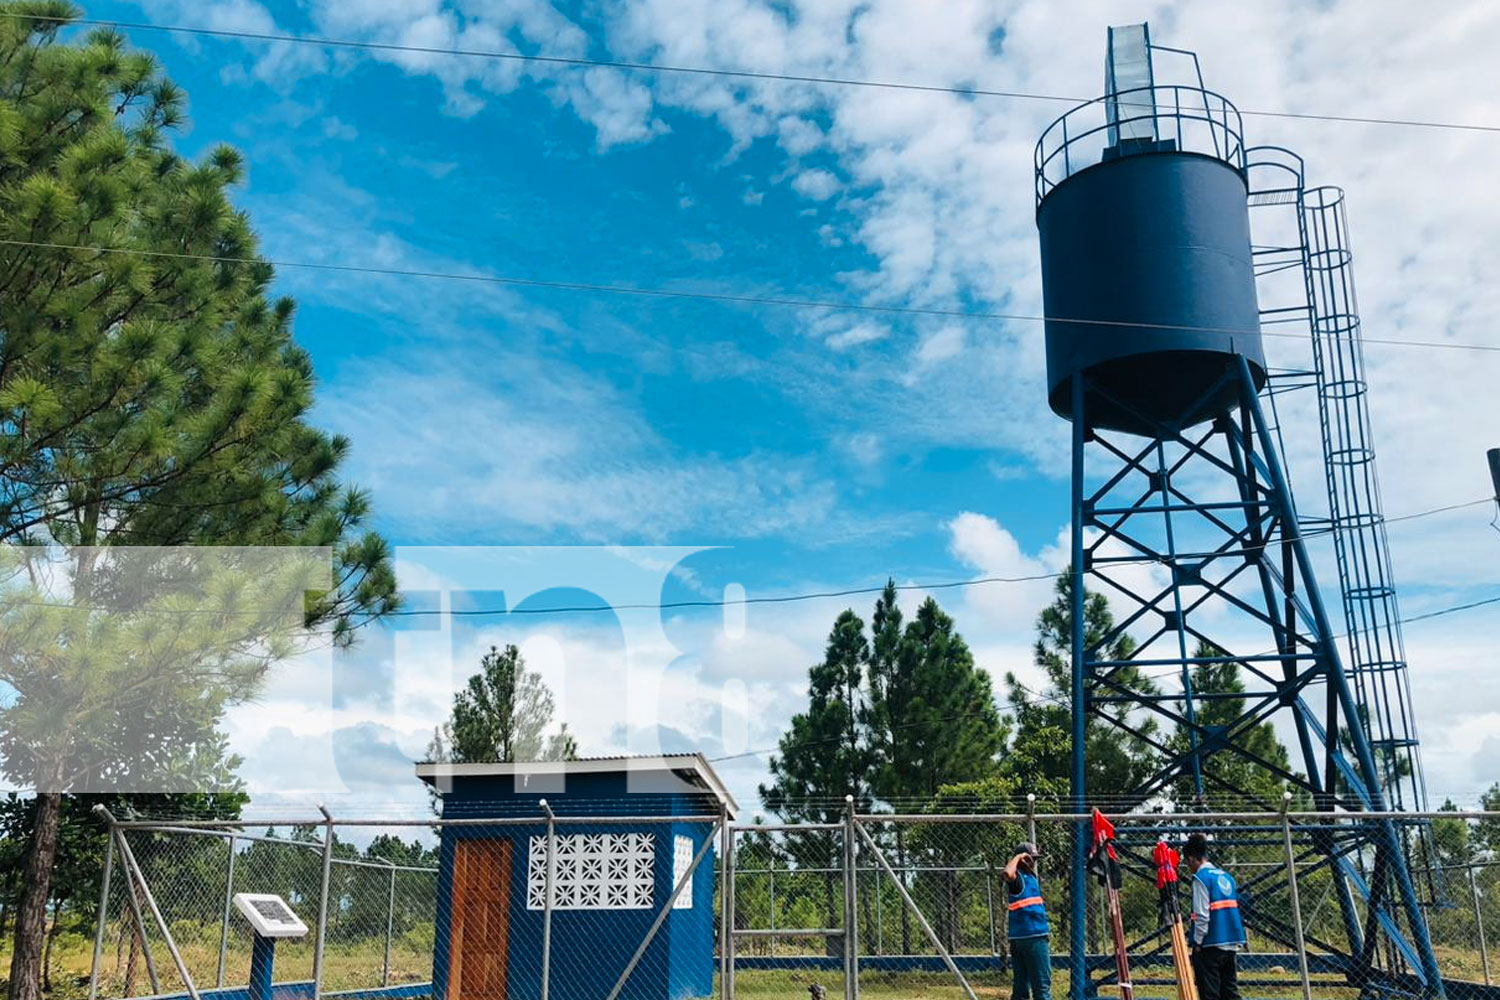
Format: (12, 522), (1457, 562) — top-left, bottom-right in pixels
(429, 645), (577, 766)
(1169, 642), (1293, 809)
(761, 610), (870, 955)
(0, 9), (396, 998)
(764, 588), (1006, 953)
(874, 597), (1003, 802)
(1003, 575), (1161, 803)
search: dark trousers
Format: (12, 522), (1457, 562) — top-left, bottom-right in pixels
(1192, 947), (1240, 1000)
(1010, 936), (1052, 1000)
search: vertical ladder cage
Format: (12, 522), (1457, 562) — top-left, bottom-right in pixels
(1247, 149), (1445, 910)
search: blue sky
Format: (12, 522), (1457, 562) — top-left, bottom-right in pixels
(64, 0), (1500, 819)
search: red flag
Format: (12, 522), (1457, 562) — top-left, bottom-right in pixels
(1090, 808), (1119, 861)
(1153, 841), (1180, 890)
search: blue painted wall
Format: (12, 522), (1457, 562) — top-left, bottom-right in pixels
(667, 820), (717, 1000)
(430, 771), (720, 1000)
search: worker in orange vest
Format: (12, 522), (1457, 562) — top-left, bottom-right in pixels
(1182, 833), (1245, 1000)
(1004, 842), (1051, 1000)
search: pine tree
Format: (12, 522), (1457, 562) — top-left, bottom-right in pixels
(762, 611), (873, 818)
(864, 580), (904, 786)
(1003, 574), (1161, 803)
(430, 645), (577, 766)
(1169, 642), (1292, 809)
(877, 597), (1003, 800)
(761, 610), (870, 956)
(876, 598), (1001, 951)
(0, 9), (396, 998)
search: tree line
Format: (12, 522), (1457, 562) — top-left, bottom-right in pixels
(754, 577), (1302, 954)
(761, 576), (1290, 822)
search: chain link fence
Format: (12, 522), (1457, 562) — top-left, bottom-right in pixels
(82, 808), (1500, 1000)
(90, 822), (439, 999)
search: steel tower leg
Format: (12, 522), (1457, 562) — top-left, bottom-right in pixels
(1070, 373), (1090, 1000)
(1237, 358), (1446, 997)
(1067, 359), (1445, 999)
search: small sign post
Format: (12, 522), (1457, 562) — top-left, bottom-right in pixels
(232, 894), (309, 1000)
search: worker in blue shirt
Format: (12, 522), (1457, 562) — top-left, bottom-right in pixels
(1004, 841), (1051, 1000)
(1182, 833), (1244, 1000)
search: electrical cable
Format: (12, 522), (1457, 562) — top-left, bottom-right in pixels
(3, 237), (1499, 355)
(0, 495), (1487, 621)
(10, 12), (1500, 136)
(707, 591), (1500, 764)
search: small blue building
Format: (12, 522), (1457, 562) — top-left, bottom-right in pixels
(417, 754), (737, 1000)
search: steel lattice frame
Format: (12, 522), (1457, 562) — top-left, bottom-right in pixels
(1061, 359), (1445, 1000)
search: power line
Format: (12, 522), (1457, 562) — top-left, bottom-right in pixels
(2, 495), (1486, 620)
(404, 523), (1355, 618)
(709, 590), (1500, 765)
(5, 237), (1500, 355)
(1400, 593), (1500, 625)
(1385, 498), (1494, 524)
(14, 12), (1500, 136)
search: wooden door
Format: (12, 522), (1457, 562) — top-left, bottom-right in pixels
(450, 838), (511, 1000)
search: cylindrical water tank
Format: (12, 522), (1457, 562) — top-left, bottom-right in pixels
(1037, 152), (1265, 435)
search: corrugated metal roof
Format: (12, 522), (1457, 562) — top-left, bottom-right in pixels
(414, 752), (738, 818)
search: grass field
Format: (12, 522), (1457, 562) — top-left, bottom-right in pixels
(5, 933), (1488, 1000)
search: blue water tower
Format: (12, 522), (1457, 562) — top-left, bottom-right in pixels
(1031, 23), (1447, 1000)
(1034, 23), (1262, 435)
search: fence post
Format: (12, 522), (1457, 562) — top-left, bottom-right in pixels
(1469, 862), (1491, 986)
(96, 809), (160, 996)
(313, 804), (334, 1000)
(217, 834), (238, 988)
(843, 795), (858, 1000)
(720, 805), (733, 1000)
(373, 856), (396, 987)
(112, 824), (201, 1000)
(768, 848), (777, 957)
(985, 867), (998, 957)
(1280, 793), (1313, 1000)
(88, 809), (117, 1000)
(1026, 793), (1037, 849)
(540, 799), (556, 1000)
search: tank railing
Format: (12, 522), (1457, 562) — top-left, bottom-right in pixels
(1034, 83), (1246, 204)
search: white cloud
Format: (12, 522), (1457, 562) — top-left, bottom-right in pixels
(792, 167), (841, 201)
(685, 239), (724, 261)
(322, 116), (358, 140)
(947, 511), (1065, 637)
(397, 154), (459, 178)
(914, 323), (967, 366)
(319, 355), (842, 541)
(139, 0), (328, 84)
(778, 115), (826, 156)
(841, 432), (883, 468)
(824, 321), (886, 350)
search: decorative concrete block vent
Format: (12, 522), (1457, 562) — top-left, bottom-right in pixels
(417, 754), (737, 1000)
